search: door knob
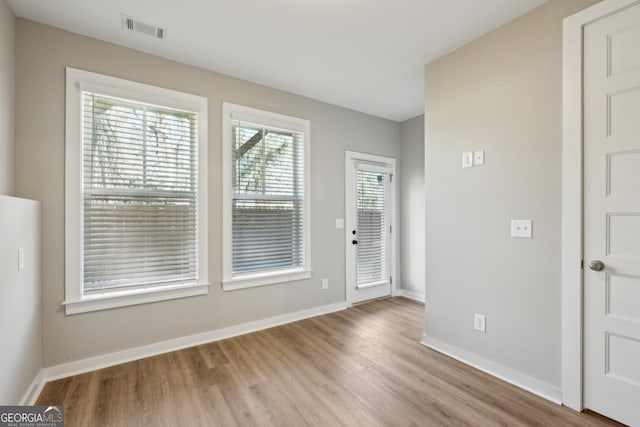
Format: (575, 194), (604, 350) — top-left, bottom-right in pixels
(589, 260), (604, 271)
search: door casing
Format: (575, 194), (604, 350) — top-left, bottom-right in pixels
(345, 150), (398, 306)
(562, 0), (640, 411)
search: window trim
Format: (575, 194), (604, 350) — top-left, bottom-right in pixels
(222, 102), (311, 291)
(64, 68), (209, 315)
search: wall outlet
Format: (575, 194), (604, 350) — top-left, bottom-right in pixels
(335, 218), (344, 229)
(322, 278), (329, 290)
(473, 150), (485, 166)
(18, 248), (25, 271)
(511, 219), (533, 238)
(474, 313), (486, 333)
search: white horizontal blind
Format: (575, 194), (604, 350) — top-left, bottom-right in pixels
(231, 120), (305, 274)
(356, 169), (390, 288)
(82, 92), (198, 291)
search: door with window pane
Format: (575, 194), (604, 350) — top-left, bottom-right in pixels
(347, 159), (393, 304)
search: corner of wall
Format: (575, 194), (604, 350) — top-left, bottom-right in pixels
(399, 116), (425, 300)
(0, 196), (42, 404)
(0, 0), (16, 196)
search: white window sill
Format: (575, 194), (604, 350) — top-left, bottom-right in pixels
(222, 269), (312, 291)
(63, 282), (210, 315)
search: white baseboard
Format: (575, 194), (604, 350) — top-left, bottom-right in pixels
(20, 371), (45, 405)
(420, 334), (562, 405)
(399, 289), (425, 303)
(35, 301), (348, 389)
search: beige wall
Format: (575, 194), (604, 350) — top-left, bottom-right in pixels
(0, 0), (15, 196)
(0, 196), (41, 404)
(14, 19), (400, 367)
(399, 115), (425, 299)
(424, 0), (599, 388)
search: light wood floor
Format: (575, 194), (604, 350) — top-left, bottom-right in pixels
(37, 297), (620, 426)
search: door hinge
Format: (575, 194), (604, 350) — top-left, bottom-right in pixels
(390, 174), (393, 183)
(390, 276), (393, 285)
(581, 259), (584, 270)
(390, 225), (392, 233)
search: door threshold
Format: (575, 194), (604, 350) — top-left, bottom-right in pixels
(351, 295), (392, 306)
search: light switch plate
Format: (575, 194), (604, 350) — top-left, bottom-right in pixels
(511, 220), (533, 238)
(474, 150), (484, 166)
(462, 152), (473, 168)
(335, 218), (344, 229)
(474, 313), (486, 332)
(18, 248), (25, 271)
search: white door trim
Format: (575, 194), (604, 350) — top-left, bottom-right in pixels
(345, 150), (398, 306)
(562, 0), (640, 411)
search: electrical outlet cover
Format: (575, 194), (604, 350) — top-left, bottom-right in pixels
(511, 219), (533, 238)
(473, 150), (485, 166)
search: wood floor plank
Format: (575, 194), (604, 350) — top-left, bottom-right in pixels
(36, 298), (622, 426)
(249, 328), (363, 426)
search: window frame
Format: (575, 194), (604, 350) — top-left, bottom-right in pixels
(64, 68), (209, 315)
(222, 102), (311, 291)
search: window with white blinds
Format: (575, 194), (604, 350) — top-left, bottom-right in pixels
(82, 93), (198, 291)
(356, 169), (390, 288)
(223, 103), (311, 290)
(65, 68), (208, 314)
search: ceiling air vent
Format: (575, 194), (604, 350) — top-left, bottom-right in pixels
(121, 15), (167, 40)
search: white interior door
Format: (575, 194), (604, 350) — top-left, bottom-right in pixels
(584, 3), (640, 425)
(346, 153), (395, 304)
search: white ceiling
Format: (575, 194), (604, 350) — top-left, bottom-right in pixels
(7, 0), (547, 122)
